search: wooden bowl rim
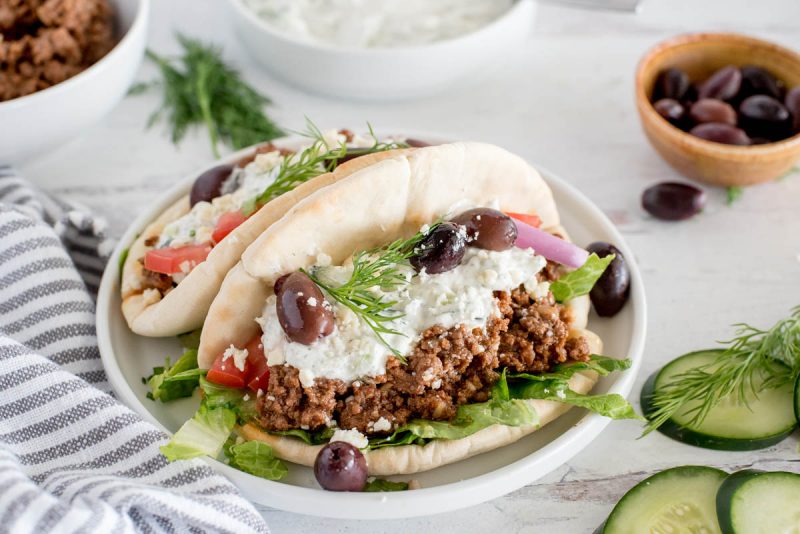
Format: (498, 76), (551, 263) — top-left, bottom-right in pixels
(635, 32), (800, 161)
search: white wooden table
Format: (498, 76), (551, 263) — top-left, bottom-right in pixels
(20, 0), (800, 531)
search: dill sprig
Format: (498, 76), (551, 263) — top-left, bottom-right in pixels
(251, 120), (409, 208)
(137, 34), (285, 157)
(642, 306), (800, 435)
(303, 225), (438, 361)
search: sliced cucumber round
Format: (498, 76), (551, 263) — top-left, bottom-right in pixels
(716, 469), (800, 534)
(604, 465), (726, 534)
(641, 349), (796, 450)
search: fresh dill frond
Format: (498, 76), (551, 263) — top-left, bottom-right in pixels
(137, 34), (284, 157)
(303, 225), (439, 361)
(642, 306), (800, 435)
(250, 119), (408, 209)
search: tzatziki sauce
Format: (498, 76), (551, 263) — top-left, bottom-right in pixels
(242, 0), (515, 48)
(258, 246), (549, 387)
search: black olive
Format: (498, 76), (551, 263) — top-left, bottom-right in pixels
(410, 222), (467, 274)
(450, 208), (517, 251)
(585, 242), (630, 317)
(314, 442), (367, 491)
(642, 182), (706, 221)
(275, 271), (334, 345)
(189, 164), (234, 207)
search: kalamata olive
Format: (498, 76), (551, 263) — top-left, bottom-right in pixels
(314, 442), (367, 491)
(738, 66), (782, 100)
(585, 242), (630, 317)
(689, 98), (737, 125)
(698, 66), (741, 101)
(786, 87), (800, 133)
(450, 208), (517, 251)
(410, 222), (466, 274)
(275, 271), (334, 345)
(189, 164), (233, 207)
(653, 98), (685, 126)
(405, 138), (432, 147)
(653, 68), (690, 101)
(642, 182), (706, 221)
(689, 123), (750, 145)
(739, 95), (792, 140)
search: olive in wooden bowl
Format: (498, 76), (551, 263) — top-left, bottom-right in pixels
(635, 32), (800, 187)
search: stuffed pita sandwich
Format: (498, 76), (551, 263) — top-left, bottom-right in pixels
(159, 142), (636, 486)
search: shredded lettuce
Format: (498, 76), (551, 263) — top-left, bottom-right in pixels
(161, 402), (236, 461)
(550, 253), (614, 303)
(226, 441), (287, 480)
(364, 478), (409, 492)
(145, 350), (206, 402)
(199, 377), (258, 420)
(271, 427), (335, 445)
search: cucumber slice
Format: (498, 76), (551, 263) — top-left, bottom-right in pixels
(604, 465), (726, 534)
(641, 349), (796, 450)
(716, 470), (800, 534)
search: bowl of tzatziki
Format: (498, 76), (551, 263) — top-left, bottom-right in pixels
(226, 0), (536, 100)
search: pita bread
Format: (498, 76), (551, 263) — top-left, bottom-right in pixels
(198, 141), (607, 475)
(121, 148), (410, 337)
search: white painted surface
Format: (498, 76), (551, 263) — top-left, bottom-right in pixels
(18, 0), (800, 531)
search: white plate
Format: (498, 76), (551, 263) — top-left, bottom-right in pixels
(96, 135), (647, 520)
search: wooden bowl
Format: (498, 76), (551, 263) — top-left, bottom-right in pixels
(635, 32), (800, 187)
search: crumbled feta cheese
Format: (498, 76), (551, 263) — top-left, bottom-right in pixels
(431, 379), (442, 390)
(257, 389), (264, 398)
(222, 345), (249, 372)
(243, 394), (250, 401)
(298, 368), (315, 387)
(316, 252), (332, 266)
(330, 428), (368, 449)
(372, 416), (392, 432)
(254, 151), (283, 172)
(307, 297), (317, 307)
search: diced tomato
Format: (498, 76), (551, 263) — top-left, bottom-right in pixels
(206, 349), (252, 389)
(143, 243), (212, 275)
(212, 210), (248, 244)
(506, 212), (542, 228)
(245, 335), (269, 392)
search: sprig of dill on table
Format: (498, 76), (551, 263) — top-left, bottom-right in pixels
(642, 306), (800, 435)
(302, 225), (438, 361)
(133, 34), (285, 157)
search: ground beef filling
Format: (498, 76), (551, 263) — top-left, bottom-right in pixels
(256, 285), (591, 435)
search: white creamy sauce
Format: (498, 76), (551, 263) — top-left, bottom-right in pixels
(157, 131), (377, 249)
(258, 246), (548, 387)
(242, 0), (515, 48)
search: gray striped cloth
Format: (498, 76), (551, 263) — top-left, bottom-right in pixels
(0, 166), (269, 534)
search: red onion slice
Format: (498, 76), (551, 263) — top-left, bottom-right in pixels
(513, 219), (589, 268)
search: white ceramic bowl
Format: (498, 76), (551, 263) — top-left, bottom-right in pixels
(0, 0), (149, 164)
(226, 0), (536, 100)
(96, 132), (647, 519)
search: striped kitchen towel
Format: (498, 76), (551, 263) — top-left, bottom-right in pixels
(0, 167), (269, 534)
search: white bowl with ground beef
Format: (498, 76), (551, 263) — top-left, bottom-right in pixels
(96, 132), (647, 519)
(0, 0), (149, 164)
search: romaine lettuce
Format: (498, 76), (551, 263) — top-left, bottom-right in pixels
(550, 253), (614, 303)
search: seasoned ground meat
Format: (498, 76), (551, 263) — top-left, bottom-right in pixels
(1, 0), (115, 101)
(256, 285), (591, 435)
(141, 265), (173, 294)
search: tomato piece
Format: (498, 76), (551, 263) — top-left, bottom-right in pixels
(506, 212), (542, 228)
(143, 243), (212, 275)
(212, 211), (248, 244)
(206, 349), (252, 389)
(245, 335), (270, 392)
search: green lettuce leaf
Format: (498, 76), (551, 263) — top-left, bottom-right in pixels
(145, 350), (206, 402)
(161, 402), (236, 461)
(118, 247), (129, 283)
(370, 390), (536, 449)
(271, 427), (335, 445)
(510, 355), (632, 383)
(199, 377), (257, 421)
(177, 329), (203, 350)
(227, 441), (288, 480)
(550, 253), (614, 303)
(364, 478), (409, 492)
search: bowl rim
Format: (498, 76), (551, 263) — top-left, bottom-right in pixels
(225, 0), (532, 56)
(0, 0), (150, 111)
(635, 31), (800, 159)
(96, 130), (647, 519)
